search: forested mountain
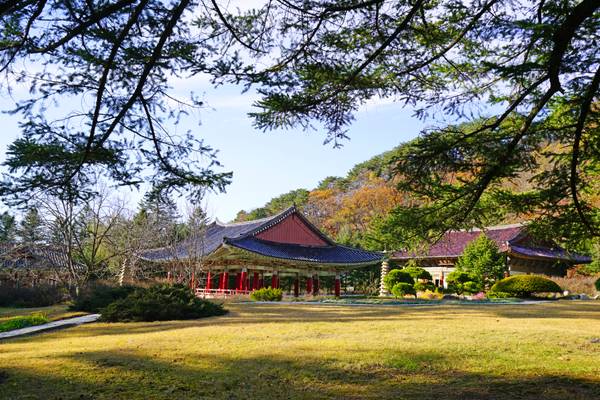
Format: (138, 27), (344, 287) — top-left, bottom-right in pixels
(234, 140), (599, 260)
(234, 144), (418, 249)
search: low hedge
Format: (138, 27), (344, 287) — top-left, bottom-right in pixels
(0, 285), (67, 307)
(71, 283), (137, 313)
(491, 275), (562, 298)
(99, 284), (227, 322)
(250, 287), (283, 301)
(0, 313), (49, 333)
(391, 282), (416, 298)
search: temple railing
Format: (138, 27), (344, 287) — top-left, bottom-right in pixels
(196, 288), (252, 297)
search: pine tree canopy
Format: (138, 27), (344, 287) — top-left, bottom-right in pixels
(1, 1), (598, 240)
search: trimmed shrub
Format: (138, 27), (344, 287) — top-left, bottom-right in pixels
(447, 271), (474, 285)
(446, 271), (481, 295)
(384, 269), (414, 291)
(402, 266), (433, 281)
(250, 287), (283, 302)
(462, 281), (483, 294)
(491, 275), (562, 298)
(71, 283), (137, 312)
(99, 284), (227, 322)
(0, 313), (49, 333)
(391, 282), (416, 298)
(0, 284), (67, 307)
(595, 277), (600, 292)
(413, 281), (435, 292)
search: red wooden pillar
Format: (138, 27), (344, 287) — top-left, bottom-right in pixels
(306, 274), (313, 295)
(440, 271), (444, 289)
(240, 268), (248, 292)
(293, 274), (299, 297)
(334, 272), (341, 297)
(205, 271), (212, 291)
(223, 271), (229, 291)
(312, 274), (319, 295)
(252, 272), (260, 291)
(271, 272), (277, 289)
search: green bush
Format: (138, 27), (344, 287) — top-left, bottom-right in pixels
(250, 287), (284, 301)
(71, 283), (137, 312)
(491, 275), (562, 298)
(413, 281), (435, 292)
(447, 271), (474, 285)
(455, 233), (506, 287)
(99, 284), (227, 322)
(462, 281), (483, 294)
(0, 284), (67, 307)
(402, 266), (433, 281)
(391, 282), (416, 298)
(384, 269), (414, 291)
(446, 271), (482, 295)
(486, 291), (513, 299)
(595, 277), (600, 292)
(0, 313), (49, 333)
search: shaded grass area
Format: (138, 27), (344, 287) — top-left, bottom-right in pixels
(0, 304), (87, 323)
(0, 314), (49, 333)
(1, 302), (599, 399)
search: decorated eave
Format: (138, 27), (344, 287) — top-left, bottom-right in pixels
(140, 206), (382, 269)
(391, 224), (592, 265)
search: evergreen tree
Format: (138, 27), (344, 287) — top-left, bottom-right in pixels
(0, 212), (16, 243)
(18, 208), (44, 245)
(455, 234), (506, 288)
(136, 192), (182, 247)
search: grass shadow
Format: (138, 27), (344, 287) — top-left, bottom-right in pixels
(1, 349), (599, 399)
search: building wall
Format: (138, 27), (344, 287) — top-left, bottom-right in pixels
(256, 214), (328, 246)
(395, 255), (567, 288)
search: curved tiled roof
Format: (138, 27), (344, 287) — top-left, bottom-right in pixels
(510, 244), (591, 264)
(140, 206), (381, 265)
(393, 225), (522, 259)
(225, 237), (382, 265)
(392, 224), (591, 264)
(139, 217), (270, 261)
(0, 243), (78, 270)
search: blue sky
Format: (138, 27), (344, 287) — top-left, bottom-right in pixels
(0, 75), (426, 222)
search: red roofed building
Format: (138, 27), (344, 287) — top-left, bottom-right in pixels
(389, 224), (591, 289)
(141, 206), (382, 297)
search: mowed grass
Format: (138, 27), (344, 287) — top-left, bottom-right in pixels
(0, 304), (87, 323)
(1, 302), (599, 400)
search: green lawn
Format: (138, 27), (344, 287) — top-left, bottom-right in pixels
(0, 304), (87, 323)
(0, 301), (599, 399)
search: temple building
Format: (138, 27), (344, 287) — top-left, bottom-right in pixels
(141, 206), (382, 297)
(388, 224), (592, 289)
